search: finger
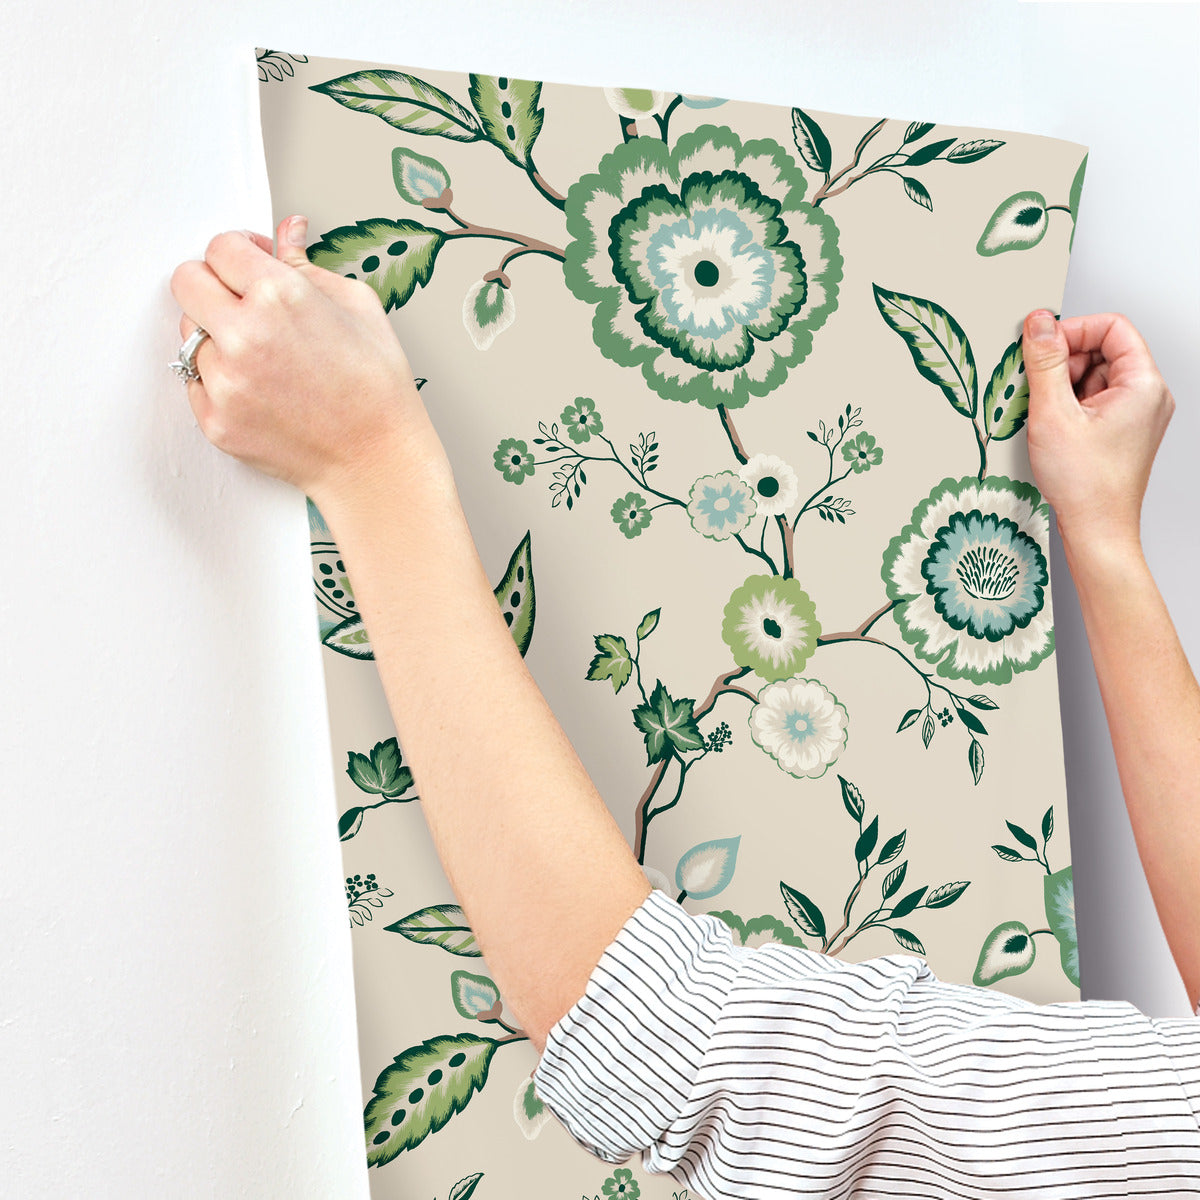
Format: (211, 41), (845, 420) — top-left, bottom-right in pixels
(170, 258), (240, 341)
(1059, 312), (1156, 382)
(274, 213), (311, 269)
(1022, 309), (1075, 412)
(174, 312), (217, 431)
(204, 228), (292, 297)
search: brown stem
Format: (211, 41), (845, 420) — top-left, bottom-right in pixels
(818, 598), (902, 642)
(822, 870), (868, 954)
(716, 403), (750, 465)
(634, 757), (673, 864)
(811, 118), (888, 204)
(425, 192), (565, 261)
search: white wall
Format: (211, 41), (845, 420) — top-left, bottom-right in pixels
(4, 1), (1196, 1194)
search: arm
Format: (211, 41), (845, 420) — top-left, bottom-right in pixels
(1022, 308), (1200, 1009)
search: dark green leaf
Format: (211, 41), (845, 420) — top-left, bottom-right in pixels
(632, 679), (703, 765)
(877, 830), (906, 865)
(969, 738), (984, 785)
(966, 694), (999, 710)
(956, 706), (988, 736)
(780, 881), (826, 939)
(901, 175), (933, 211)
(806, 430), (820, 442)
(1006, 820), (1039, 851)
(338, 807), (365, 841)
(922, 713), (935, 747)
(449, 1173), (484, 1200)
(791, 107), (832, 173)
(904, 136), (956, 166)
(924, 880), (970, 909)
(1042, 806), (1055, 843)
(467, 75), (544, 165)
(903, 121), (934, 144)
(838, 774), (865, 821)
(946, 138), (1003, 163)
(890, 886), (928, 920)
(893, 927), (925, 954)
(385, 903), (481, 956)
(896, 707), (922, 732)
(882, 861), (907, 899)
(855, 815), (879, 864)
(992, 844), (1024, 862)
(347, 750), (382, 794)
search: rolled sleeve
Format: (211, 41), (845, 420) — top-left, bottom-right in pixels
(532, 887), (1200, 1197)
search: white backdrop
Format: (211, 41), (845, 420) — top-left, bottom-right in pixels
(3, 2), (1197, 1195)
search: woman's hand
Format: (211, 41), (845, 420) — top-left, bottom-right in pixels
(1021, 308), (1175, 551)
(169, 215), (448, 507)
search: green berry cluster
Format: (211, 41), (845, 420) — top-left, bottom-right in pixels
(936, 707), (954, 726)
(706, 720), (733, 753)
(345, 873), (379, 904)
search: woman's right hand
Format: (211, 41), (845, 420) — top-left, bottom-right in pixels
(1021, 308), (1175, 551)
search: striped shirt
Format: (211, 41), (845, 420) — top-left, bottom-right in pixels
(532, 886), (1200, 1197)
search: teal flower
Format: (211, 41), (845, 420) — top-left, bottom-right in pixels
(881, 475), (1053, 684)
(687, 471), (756, 541)
(721, 574), (821, 682)
(602, 1168), (640, 1198)
(611, 491), (652, 538)
(563, 125), (843, 409)
(841, 431), (882, 473)
(561, 396), (604, 444)
(494, 437), (535, 484)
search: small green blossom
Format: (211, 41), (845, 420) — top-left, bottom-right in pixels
(611, 491), (652, 538)
(841, 431), (883, 473)
(602, 1167), (641, 1198)
(561, 396), (604, 443)
(494, 437), (535, 484)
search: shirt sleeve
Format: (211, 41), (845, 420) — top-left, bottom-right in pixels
(531, 886), (1200, 1198)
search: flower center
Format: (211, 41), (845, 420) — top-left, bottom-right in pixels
(762, 617), (782, 638)
(713, 495), (730, 511)
(757, 476), (779, 498)
(510, 454), (521, 465)
(957, 545), (1019, 602)
(693, 257), (720, 287)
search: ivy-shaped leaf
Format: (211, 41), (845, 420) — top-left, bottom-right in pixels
(791, 107), (832, 173)
(311, 69), (484, 142)
(347, 738), (415, 799)
(364, 1034), (498, 1167)
(780, 881), (826, 940)
(873, 284), (978, 419)
(676, 835), (741, 899)
(468, 75), (545, 166)
(451, 969), (500, 1019)
(974, 921), (1035, 987)
(308, 218), (446, 312)
(385, 904), (481, 957)
(585, 634), (632, 693)
(631, 680), (704, 764)
(1044, 866), (1080, 987)
(982, 338), (1031, 441)
(492, 530), (535, 655)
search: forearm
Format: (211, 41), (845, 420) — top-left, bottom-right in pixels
(1060, 527), (1200, 1008)
(316, 422), (651, 1056)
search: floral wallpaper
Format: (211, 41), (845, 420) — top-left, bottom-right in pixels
(259, 47), (1089, 1198)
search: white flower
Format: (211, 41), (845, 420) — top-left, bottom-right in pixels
(738, 453), (799, 517)
(749, 677), (848, 779)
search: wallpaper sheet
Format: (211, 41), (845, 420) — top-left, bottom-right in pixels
(258, 47), (1090, 1200)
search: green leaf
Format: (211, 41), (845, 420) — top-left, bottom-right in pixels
(780, 881), (826, 940)
(391, 146), (451, 203)
(854, 815), (879, 864)
(955, 706), (988, 736)
(1006, 820), (1039, 851)
(893, 927), (925, 954)
(974, 920), (1035, 987)
(924, 880), (970, 909)
(324, 613), (374, 659)
(969, 738), (984, 785)
(945, 138), (1003, 163)
(904, 136), (956, 166)
(791, 107), (832, 173)
(966, 694), (999, 710)
(1068, 151), (1088, 253)
(347, 751), (380, 793)
(493, 530), (536, 656)
(901, 175), (932, 211)
(311, 69), (484, 141)
(585, 634), (632, 693)
(882, 860), (907, 899)
(890, 886), (927, 920)
(385, 904), (481, 956)
(1044, 865), (1080, 987)
(308, 218), (445, 312)
(450, 969), (500, 1019)
(838, 774), (865, 821)
(896, 707), (922, 732)
(922, 713), (935, 747)
(464, 278), (516, 351)
(363, 1033), (498, 1166)
(631, 680), (704, 764)
(636, 608), (661, 641)
(991, 844), (1024, 862)
(374, 738), (415, 798)
(449, 1173), (484, 1200)
(338, 807), (365, 841)
(873, 284), (978, 419)
(467, 75), (544, 166)
(877, 830), (906, 865)
(903, 121), (934, 144)
(982, 338), (1031, 441)
(977, 191), (1049, 257)
(1042, 806), (1055, 843)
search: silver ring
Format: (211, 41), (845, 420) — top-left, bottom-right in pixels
(168, 326), (211, 384)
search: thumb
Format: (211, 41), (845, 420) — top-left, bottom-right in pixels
(1022, 309), (1073, 411)
(275, 213), (311, 268)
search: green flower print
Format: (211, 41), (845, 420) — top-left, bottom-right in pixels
(749, 676), (849, 779)
(561, 395), (604, 444)
(494, 437), (535, 484)
(611, 491), (652, 538)
(688, 471), (756, 541)
(881, 475), (1053, 684)
(841, 431), (883, 473)
(721, 574), (822, 682)
(563, 124), (843, 409)
(601, 1168), (641, 1198)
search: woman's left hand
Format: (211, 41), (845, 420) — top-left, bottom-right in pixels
(169, 215), (446, 505)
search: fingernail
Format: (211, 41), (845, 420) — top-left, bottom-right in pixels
(1029, 310), (1057, 341)
(287, 215), (308, 247)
